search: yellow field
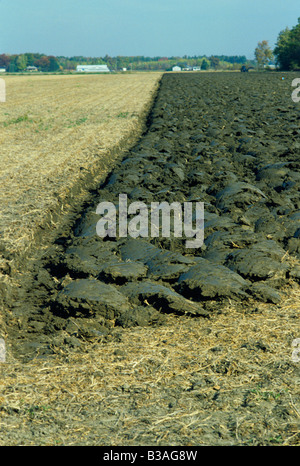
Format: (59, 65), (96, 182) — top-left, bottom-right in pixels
(0, 73), (162, 268)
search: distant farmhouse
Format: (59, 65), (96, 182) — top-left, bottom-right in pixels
(76, 65), (110, 73)
(0, 68), (6, 73)
(172, 65), (201, 72)
(26, 66), (38, 72)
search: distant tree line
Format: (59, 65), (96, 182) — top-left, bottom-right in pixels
(0, 52), (252, 73)
(0, 53), (60, 72)
(1, 17), (299, 73)
(273, 17), (300, 70)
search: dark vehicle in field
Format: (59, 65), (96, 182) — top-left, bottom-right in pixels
(241, 65), (254, 72)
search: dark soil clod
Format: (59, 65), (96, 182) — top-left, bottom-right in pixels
(4, 72), (300, 361)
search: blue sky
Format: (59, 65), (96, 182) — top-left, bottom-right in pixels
(0, 0), (299, 58)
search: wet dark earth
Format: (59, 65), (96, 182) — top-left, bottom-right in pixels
(4, 72), (300, 361)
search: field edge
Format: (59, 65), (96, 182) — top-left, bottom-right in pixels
(0, 74), (163, 339)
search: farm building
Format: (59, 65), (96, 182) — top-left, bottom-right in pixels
(76, 65), (110, 73)
(0, 68), (6, 73)
(172, 66), (182, 72)
(26, 66), (38, 72)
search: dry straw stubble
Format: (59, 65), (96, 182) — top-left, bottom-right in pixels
(0, 73), (162, 264)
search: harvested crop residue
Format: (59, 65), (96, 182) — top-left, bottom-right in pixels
(0, 72), (299, 446)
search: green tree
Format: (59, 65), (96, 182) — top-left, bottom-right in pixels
(24, 53), (35, 66)
(16, 54), (27, 71)
(49, 56), (60, 71)
(201, 58), (209, 70)
(274, 18), (300, 70)
(255, 40), (273, 68)
(209, 56), (220, 70)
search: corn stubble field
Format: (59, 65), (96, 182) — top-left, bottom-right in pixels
(0, 73), (160, 261)
(0, 72), (299, 446)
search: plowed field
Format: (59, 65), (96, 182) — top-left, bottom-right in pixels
(0, 72), (299, 446)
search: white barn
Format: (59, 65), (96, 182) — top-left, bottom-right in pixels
(76, 65), (110, 73)
(172, 66), (181, 72)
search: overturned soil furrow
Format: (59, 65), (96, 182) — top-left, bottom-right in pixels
(3, 72), (300, 363)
